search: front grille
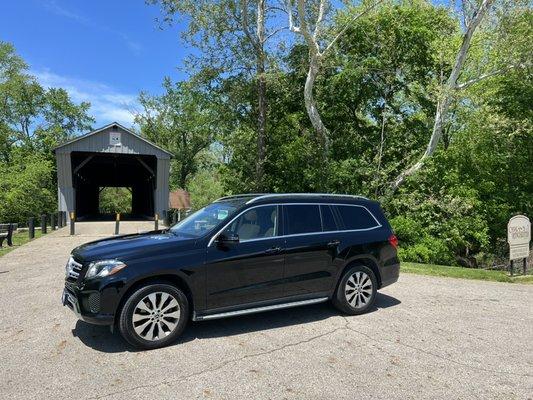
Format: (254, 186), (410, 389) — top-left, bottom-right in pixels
(66, 257), (83, 279)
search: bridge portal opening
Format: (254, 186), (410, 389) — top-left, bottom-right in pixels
(71, 151), (157, 221)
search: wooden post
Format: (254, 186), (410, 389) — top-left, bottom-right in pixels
(155, 213), (159, 230)
(28, 217), (35, 239)
(70, 212), (75, 236)
(41, 214), (47, 234)
(115, 213), (120, 235)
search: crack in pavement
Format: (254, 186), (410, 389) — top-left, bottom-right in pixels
(87, 323), (350, 400)
(341, 317), (532, 379)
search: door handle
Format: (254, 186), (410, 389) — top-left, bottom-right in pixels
(265, 246), (282, 255)
(327, 240), (340, 248)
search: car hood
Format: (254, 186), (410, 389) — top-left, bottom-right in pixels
(71, 230), (198, 263)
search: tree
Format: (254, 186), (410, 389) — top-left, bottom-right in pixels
(284, 0), (383, 155)
(149, 0), (281, 190)
(0, 42), (94, 225)
(392, 0), (530, 189)
(135, 78), (217, 190)
(0, 42), (93, 162)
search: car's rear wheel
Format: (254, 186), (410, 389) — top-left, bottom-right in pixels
(118, 283), (189, 349)
(333, 265), (377, 315)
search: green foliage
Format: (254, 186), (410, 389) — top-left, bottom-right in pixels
(98, 187), (132, 215)
(187, 169), (226, 210)
(0, 153), (55, 225)
(136, 77), (217, 190)
(0, 42), (93, 224)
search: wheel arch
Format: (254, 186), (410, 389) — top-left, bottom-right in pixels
(337, 255), (382, 291)
(114, 274), (194, 325)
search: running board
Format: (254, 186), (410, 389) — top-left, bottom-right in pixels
(193, 297), (329, 321)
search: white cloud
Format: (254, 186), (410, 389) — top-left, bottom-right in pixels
(34, 69), (139, 127)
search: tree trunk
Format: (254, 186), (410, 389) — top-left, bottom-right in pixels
(391, 0), (494, 191)
(374, 101), (387, 196)
(255, 0), (267, 191)
(305, 54), (329, 154)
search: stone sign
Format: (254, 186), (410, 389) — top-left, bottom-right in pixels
(507, 215), (530, 260)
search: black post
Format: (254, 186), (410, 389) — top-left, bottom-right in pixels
(57, 211), (62, 228)
(115, 213), (120, 235)
(510, 260), (514, 276)
(51, 213), (56, 231)
(172, 210), (177, 225)
(523, 258), (527, 275)
(28, 217), (35, 239)
(7, 224), (14, 246)
(154, 214), (159, 230)
(70, 212), (75, 236)
(41, 214), (47, 234)
(62, 211), (67, 228)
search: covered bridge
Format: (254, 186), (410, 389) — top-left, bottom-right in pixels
(55, 122), (171, 221)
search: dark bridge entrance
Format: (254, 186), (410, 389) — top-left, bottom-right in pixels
(55, 123), (171, 222)
(72, 152), (157, 220)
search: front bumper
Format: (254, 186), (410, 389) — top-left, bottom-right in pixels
(62, 285), (114, 326)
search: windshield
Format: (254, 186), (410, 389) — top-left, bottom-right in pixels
(169, 202), (239, 238)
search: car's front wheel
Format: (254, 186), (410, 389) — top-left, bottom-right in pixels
(118, 283), (189, 349)
(333, 265), (377, 315)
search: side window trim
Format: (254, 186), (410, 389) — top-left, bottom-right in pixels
(208, 202), (382, 247)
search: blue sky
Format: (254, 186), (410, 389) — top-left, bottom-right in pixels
(0, 0), (192, 128)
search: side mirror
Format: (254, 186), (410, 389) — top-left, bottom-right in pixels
(216, 233), (240, 246)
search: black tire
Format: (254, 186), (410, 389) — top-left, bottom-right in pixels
(118, 283), (189, 350)
(333, 265), (377, 315)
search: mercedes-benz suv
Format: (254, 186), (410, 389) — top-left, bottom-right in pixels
(62, 193), (400, 349)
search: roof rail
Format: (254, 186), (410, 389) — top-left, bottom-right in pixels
(214, 193), (267, 202)
(246, 193), (369, 204)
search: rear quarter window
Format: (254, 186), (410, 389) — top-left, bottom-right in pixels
(336, 205), (380, 230)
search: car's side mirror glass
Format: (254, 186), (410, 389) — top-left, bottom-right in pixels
(216, 233), (239, 245)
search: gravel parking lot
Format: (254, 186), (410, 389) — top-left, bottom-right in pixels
(1, 223), (532, 399)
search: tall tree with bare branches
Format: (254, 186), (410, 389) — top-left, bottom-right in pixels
(391, 0), (529, 190)
(284, 0), (383, 154)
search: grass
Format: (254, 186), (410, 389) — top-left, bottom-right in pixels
(402, 262), (533, 284)
(0, 229), (44, 257)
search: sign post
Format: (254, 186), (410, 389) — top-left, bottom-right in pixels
(507, 215), (530, 275)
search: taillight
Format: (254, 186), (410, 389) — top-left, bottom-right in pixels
(388, 234), (398, 249)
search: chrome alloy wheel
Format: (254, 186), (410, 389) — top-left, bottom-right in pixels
(345, 271), (373, 309)
(132, 292), (181, 341)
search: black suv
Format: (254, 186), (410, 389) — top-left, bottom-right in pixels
(63, 193), (399, 349)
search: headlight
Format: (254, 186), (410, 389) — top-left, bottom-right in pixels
(85, 260), (126, 279)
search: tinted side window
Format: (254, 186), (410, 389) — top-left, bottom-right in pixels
(336, 205), (379, 230)
(286, 205), (321, 235)
(320, 205), (337, 231)
(224, 206), (278, 240)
